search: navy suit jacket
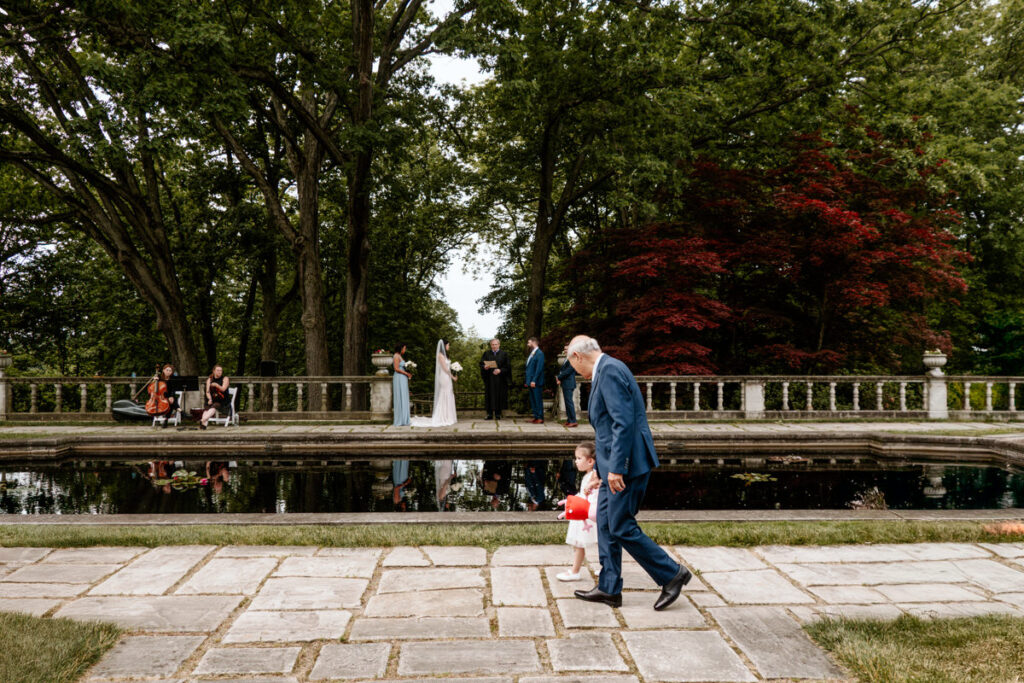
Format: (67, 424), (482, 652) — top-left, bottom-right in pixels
(587, 355), (659, 479)
(525, 349), (545, 386)
(557, 359), (576, 390)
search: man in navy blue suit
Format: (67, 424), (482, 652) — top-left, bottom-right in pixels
(524, 337), (546, 424)
(567, 335), (692, 610)
(556, 345), (578, 427)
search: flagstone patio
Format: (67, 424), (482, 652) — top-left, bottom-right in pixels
(2, 541), (1024, 681)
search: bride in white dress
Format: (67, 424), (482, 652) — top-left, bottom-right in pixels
(411, 339), (457, 427)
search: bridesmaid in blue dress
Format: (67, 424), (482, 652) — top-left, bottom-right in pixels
(392, 343), (412, 426)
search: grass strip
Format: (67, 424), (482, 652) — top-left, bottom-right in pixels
(0, 612), (120, 683)
(807, 614), (1024, 682)
(0, 520), (1022, 549)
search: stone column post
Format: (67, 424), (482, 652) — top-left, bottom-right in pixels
(743, 379), (766, 419)
(924, 351), (948, 420)
(369, 377), (393, 420)
(0, 352), (11, 420)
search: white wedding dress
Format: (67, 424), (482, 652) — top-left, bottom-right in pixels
(411, 340), (457, 427)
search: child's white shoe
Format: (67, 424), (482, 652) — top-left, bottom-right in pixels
(556, 570), (582, 581)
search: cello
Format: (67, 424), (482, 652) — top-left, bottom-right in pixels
(145, 364), (171, 416)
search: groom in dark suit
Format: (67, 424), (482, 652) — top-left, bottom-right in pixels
(567, 335), (692, 611)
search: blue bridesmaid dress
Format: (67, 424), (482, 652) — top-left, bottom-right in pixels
(392, 358), (411, 426)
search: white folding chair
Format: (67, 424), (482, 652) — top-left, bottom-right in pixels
(151, 391), (183, 427)
(209, 386), (239, 427)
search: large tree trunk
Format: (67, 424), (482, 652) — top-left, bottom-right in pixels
(236, 273), (258, 376)
(524, 122), (558, 341)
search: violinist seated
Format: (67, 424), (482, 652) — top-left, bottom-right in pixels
(146, 363), (180, 427)
(199, 364), (230, 430)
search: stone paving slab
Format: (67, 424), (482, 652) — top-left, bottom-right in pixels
(711, 606), (844, 680)
(223, 610), (352, 643)
(398, 641), (542, 676)
(618, 591), (705, 629)
(900, 601), (1022, 619)
(364, 588), (483, 617)
(492, 545), (573, 566)
(194, 646), (301, 675)
(0, 582), (89, 597)
(377, 568), (485, 593)
(275, 555), (377, 579)
(556, 598), (618, 628)
(251, 577), (368, 610)
(998, 592), (1024, 607)
(674, 547), (767, 572)
(382, 546), (430, 566)
(497, 607), (555, 637)
(520, 677), (638, 683)
(89, 546), (214, 596)
(491, 567), (546, 606)
(622, 630), (757, 682)
(874, 583), (987, 603)
(951, 559), (1024, 593)
(547, 633), (628, 672)
(802, 604), (907, 622)
(776, 560), (968, 586)
(310, 643), (390, 680)
(0, 597), (61, 616)
(216, 545), (318, 558)
(422, 546), (487, 566)
(90, 635), (204, 677)
(759, 542), (991, 564)
(4, 563), (120, 584)
(58, 595), (242, 631)
(806, 585), (890, 604)
(979, 542), (1024, 558)
(0, 548), (51, 563)
(351, 616), (491, 640)
(42, 547), (146, 564)
(701, 569), (814, 604)
(176, 557), (278, 595)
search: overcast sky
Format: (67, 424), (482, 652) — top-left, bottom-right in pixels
(424, 2), (505, 338)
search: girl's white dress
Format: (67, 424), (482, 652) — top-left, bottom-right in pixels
(565, 469), (600, 548)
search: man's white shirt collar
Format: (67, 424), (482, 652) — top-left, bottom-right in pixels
(592, 353), (606, 380)
(528, 347), (537, 359)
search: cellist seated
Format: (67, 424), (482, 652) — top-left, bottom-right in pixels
(146, 363), (179, 426)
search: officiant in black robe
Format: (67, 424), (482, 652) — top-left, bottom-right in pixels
(480, 338), (512, 419)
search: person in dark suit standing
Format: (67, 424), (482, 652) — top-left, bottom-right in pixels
(524, 337), (546, 423)
(480, 338), (511, 420)
(567, 334), (692, 611)
(556, 345), (578, 427)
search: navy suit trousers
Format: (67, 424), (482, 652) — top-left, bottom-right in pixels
(597, 472), (679, 594)
(528, 387), (544, 419)
(561, 385), (576, 423)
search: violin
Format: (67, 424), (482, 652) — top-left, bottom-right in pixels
(145, 369), (170, 416)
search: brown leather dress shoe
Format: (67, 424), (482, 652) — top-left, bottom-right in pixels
(565, 422), (578, 427)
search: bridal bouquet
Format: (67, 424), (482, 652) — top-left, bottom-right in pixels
(450, 361), (463, 373)
(405, 361), (418, 370)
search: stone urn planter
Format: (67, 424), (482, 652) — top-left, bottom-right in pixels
(923, 351), (947, 377)
(371, 352), (393, 376)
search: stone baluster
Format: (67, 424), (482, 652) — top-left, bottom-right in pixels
(922, 381), (929, 409)
(272, 383), (279, 412)
(105, 384), (112, 413)
(829, 382), (837, 412)
(296, 382), (304, 412)
(717, 382), (724, 411)
(985, 382), (993, 412)
(669, 382), (677, 411)
(963, 382), (972, 410)
(692, 383), (700, 411)
(1010, 382), (1017, 412)
(805, 382), (813, 411)
(852, 382), (860, 411)
(345, 383), (353, 412)
(30, 383), (38, 413)
(248, 384), (256, 412)
(875, 383), (883, 410)
(55, 383), (62, 413)
(646, 382), (653, 412)
(899, 382), (907, 411)
(320, 383), (329, 411)
(781, 382), (790, 411)
(79, 383), (87, 413)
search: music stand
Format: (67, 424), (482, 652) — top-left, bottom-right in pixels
(166, 376), (201, 416)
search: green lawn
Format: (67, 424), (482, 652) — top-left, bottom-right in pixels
(807, 614), (1024, 682)
(0, 612), (120, 683)
(1, 520), (1021, 548)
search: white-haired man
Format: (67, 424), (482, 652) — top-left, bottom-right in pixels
(567, 335), (692, 610)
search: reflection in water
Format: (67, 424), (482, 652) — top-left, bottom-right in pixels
(0, 456), (1020, 515)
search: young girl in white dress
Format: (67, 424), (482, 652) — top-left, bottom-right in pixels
(557, 441), (601, 581)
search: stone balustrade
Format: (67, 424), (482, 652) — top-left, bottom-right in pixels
(0, 351), (1019, 422)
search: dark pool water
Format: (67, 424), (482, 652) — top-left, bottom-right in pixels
(0, 455), (1020, 514)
